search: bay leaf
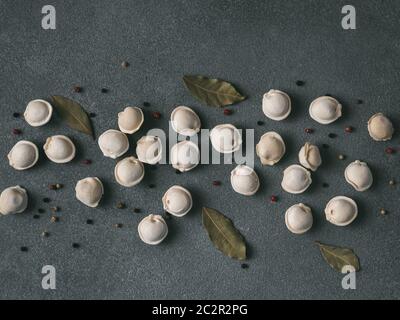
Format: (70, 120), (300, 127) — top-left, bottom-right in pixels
(51, 96), (94, 138)
(316, 241), (360, 272)
(202, 207), (246, 260)
(183, 75), (246, 107)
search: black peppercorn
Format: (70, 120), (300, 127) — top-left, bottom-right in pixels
(72, 243), (80, 249)
(296, 80), (305, 86)
(328, 133), (337, 139)
(86, 219), (94, 225)
(20, 246), (28, 252)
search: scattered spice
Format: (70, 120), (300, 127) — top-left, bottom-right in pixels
(389, 179), (396, 186)
(151, 111), (161, 119)
(49, 184), (57, 190)
(20, 246), (28, 252)
(133, 208), (141, 213)
(82, 159), (92, 165)
(89, 112), (96, 118)
(113, 223), (123, 228)
(385, 147), (395, 154)
(73, 85), (82, 93)
(241, 263), (249, 269)
(86, 219), (94, 225)
(12, 128), (22, 135)
(121, 61), (129, 68)
(43, 197), (51, 203)
(72, 243), (80, 249)
(357, 99), (363, 104)
(116, 202), (126, 209)
(328, 133), (337, 139)
(270, 195), (278, 203)
(33, 214), (40, 219)
(50, 206), (59, 213)
(143, 102), (150, 107)
(56, 183), (63, 189)
(13, 112), (21, 118)
(41, 231), (49, 238)
(304, 128), (314, 134)
(345, 126), (353, 133)
(223, 109), (233, 116)
(38, 208), (45, 214)
(212, 180), (221, 186)
(257, 120), (264, 126)
(148, 184), (155, 189)
(322, 183), (329, 188)
(101, 88), (108, 93)
(50, 216), (59, 223)
(380, 208), (387, 215)
(296, 80), (305, 86)
(338, 154), (345, 160)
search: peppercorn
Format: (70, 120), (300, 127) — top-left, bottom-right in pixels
(328, 133), (337, 138)
(296, 80), (305, 86)
(82, 159), (92, 165)
(43, 197), (51, 203)
(38, 208), (45, 214)
(41, 231), (49, 238)
(86, 219), (94, 225)
(305, 128), (314, 134)
(356, 99), (363, 104)
(380, 208), (387, 215)
(345, 126), (353, 133)
(338, 154), (345, 160)
(50, 206), (59, 213)
(50, 216), (59, 223)
(49, 184), (57, 190)
(385, 147), (395, 154)
(152, 111), (161, 119)
(101, 88), (108, 93)
(322, 183), (329, 188)
(20, 246), (28, 252)
(241, 263), (249, 269)
(121, 61), (129, 68)
(72, 243), (80, 249)
(133, 208), (141, 213)
(114, 223), (123, 228)
(12, 128), (22, 135)
(212, 180), (221, 186)
(148, 184), (155, 189)
(73, 85), (82, 93)
(389, 179), (396, 186)
(13, 112), (21, 118)
(143, 102), (150, 107)
(33, 214), (40, 219)
(270, 195), (278, 203)
(257, 120), (264, 126)
(223, 109), (232, 116)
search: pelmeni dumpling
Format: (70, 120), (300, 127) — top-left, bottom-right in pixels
(8, 140), (39, 170)
(0, 186), (28, 215)
(210, 124), (242, 154)
(325, 196), (358, 226)
(367, 113), (394, 141)
(285, 203), (313, 234)
(114, 156), (145, 187)
(309, 96), (342, 124)
(344, 160), (373, 191)
(75, 177), (104, 207)
(118, 106), (144, 134)
(24, 99), (53, 127)
(170, 106), (201, 136)
(262, 89), (291, 121)
(256, 131), (285, 166)
(281, 165), (312, 194)
(170, 141), (200, 172)
(298, 142), (322, 172)
(136, 135), (162, 164)
(98, 129), (129, 159)
(43, 135), (76, 163)
(138, 214), (168, 245)
(230, 165), (260, 196)
(162, 185), (192, 217)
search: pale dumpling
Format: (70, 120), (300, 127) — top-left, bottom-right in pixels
(325, 196), (358, 226)
(309, 96), (342, 124)
(230, 165), (260, 196)
(262, 89), (291, 121)
(281, 165), (312, 194)
(256, 132), (285, 166)
(298, 143), (321, 172)
(75, 177), (104, 207)
(344, 160), (373, 191)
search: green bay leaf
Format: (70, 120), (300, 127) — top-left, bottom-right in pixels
(51, 96), (94, 138)
(316, 241), (360, 272)
(202, 207), (246, 260)
(183, 75), (246, 107)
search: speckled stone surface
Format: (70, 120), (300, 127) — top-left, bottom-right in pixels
(0, 0), (399, 299)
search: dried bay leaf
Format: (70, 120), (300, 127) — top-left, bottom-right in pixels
(202, 207), (246, 260)
(183, 75), (246, 107)
(316, 241), (360, 272)
(51, 96), (94, 138)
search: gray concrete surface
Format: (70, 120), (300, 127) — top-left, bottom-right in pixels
(0, 0), (399, 299)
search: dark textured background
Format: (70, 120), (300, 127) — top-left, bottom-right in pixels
(0, 0), (399, 299)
